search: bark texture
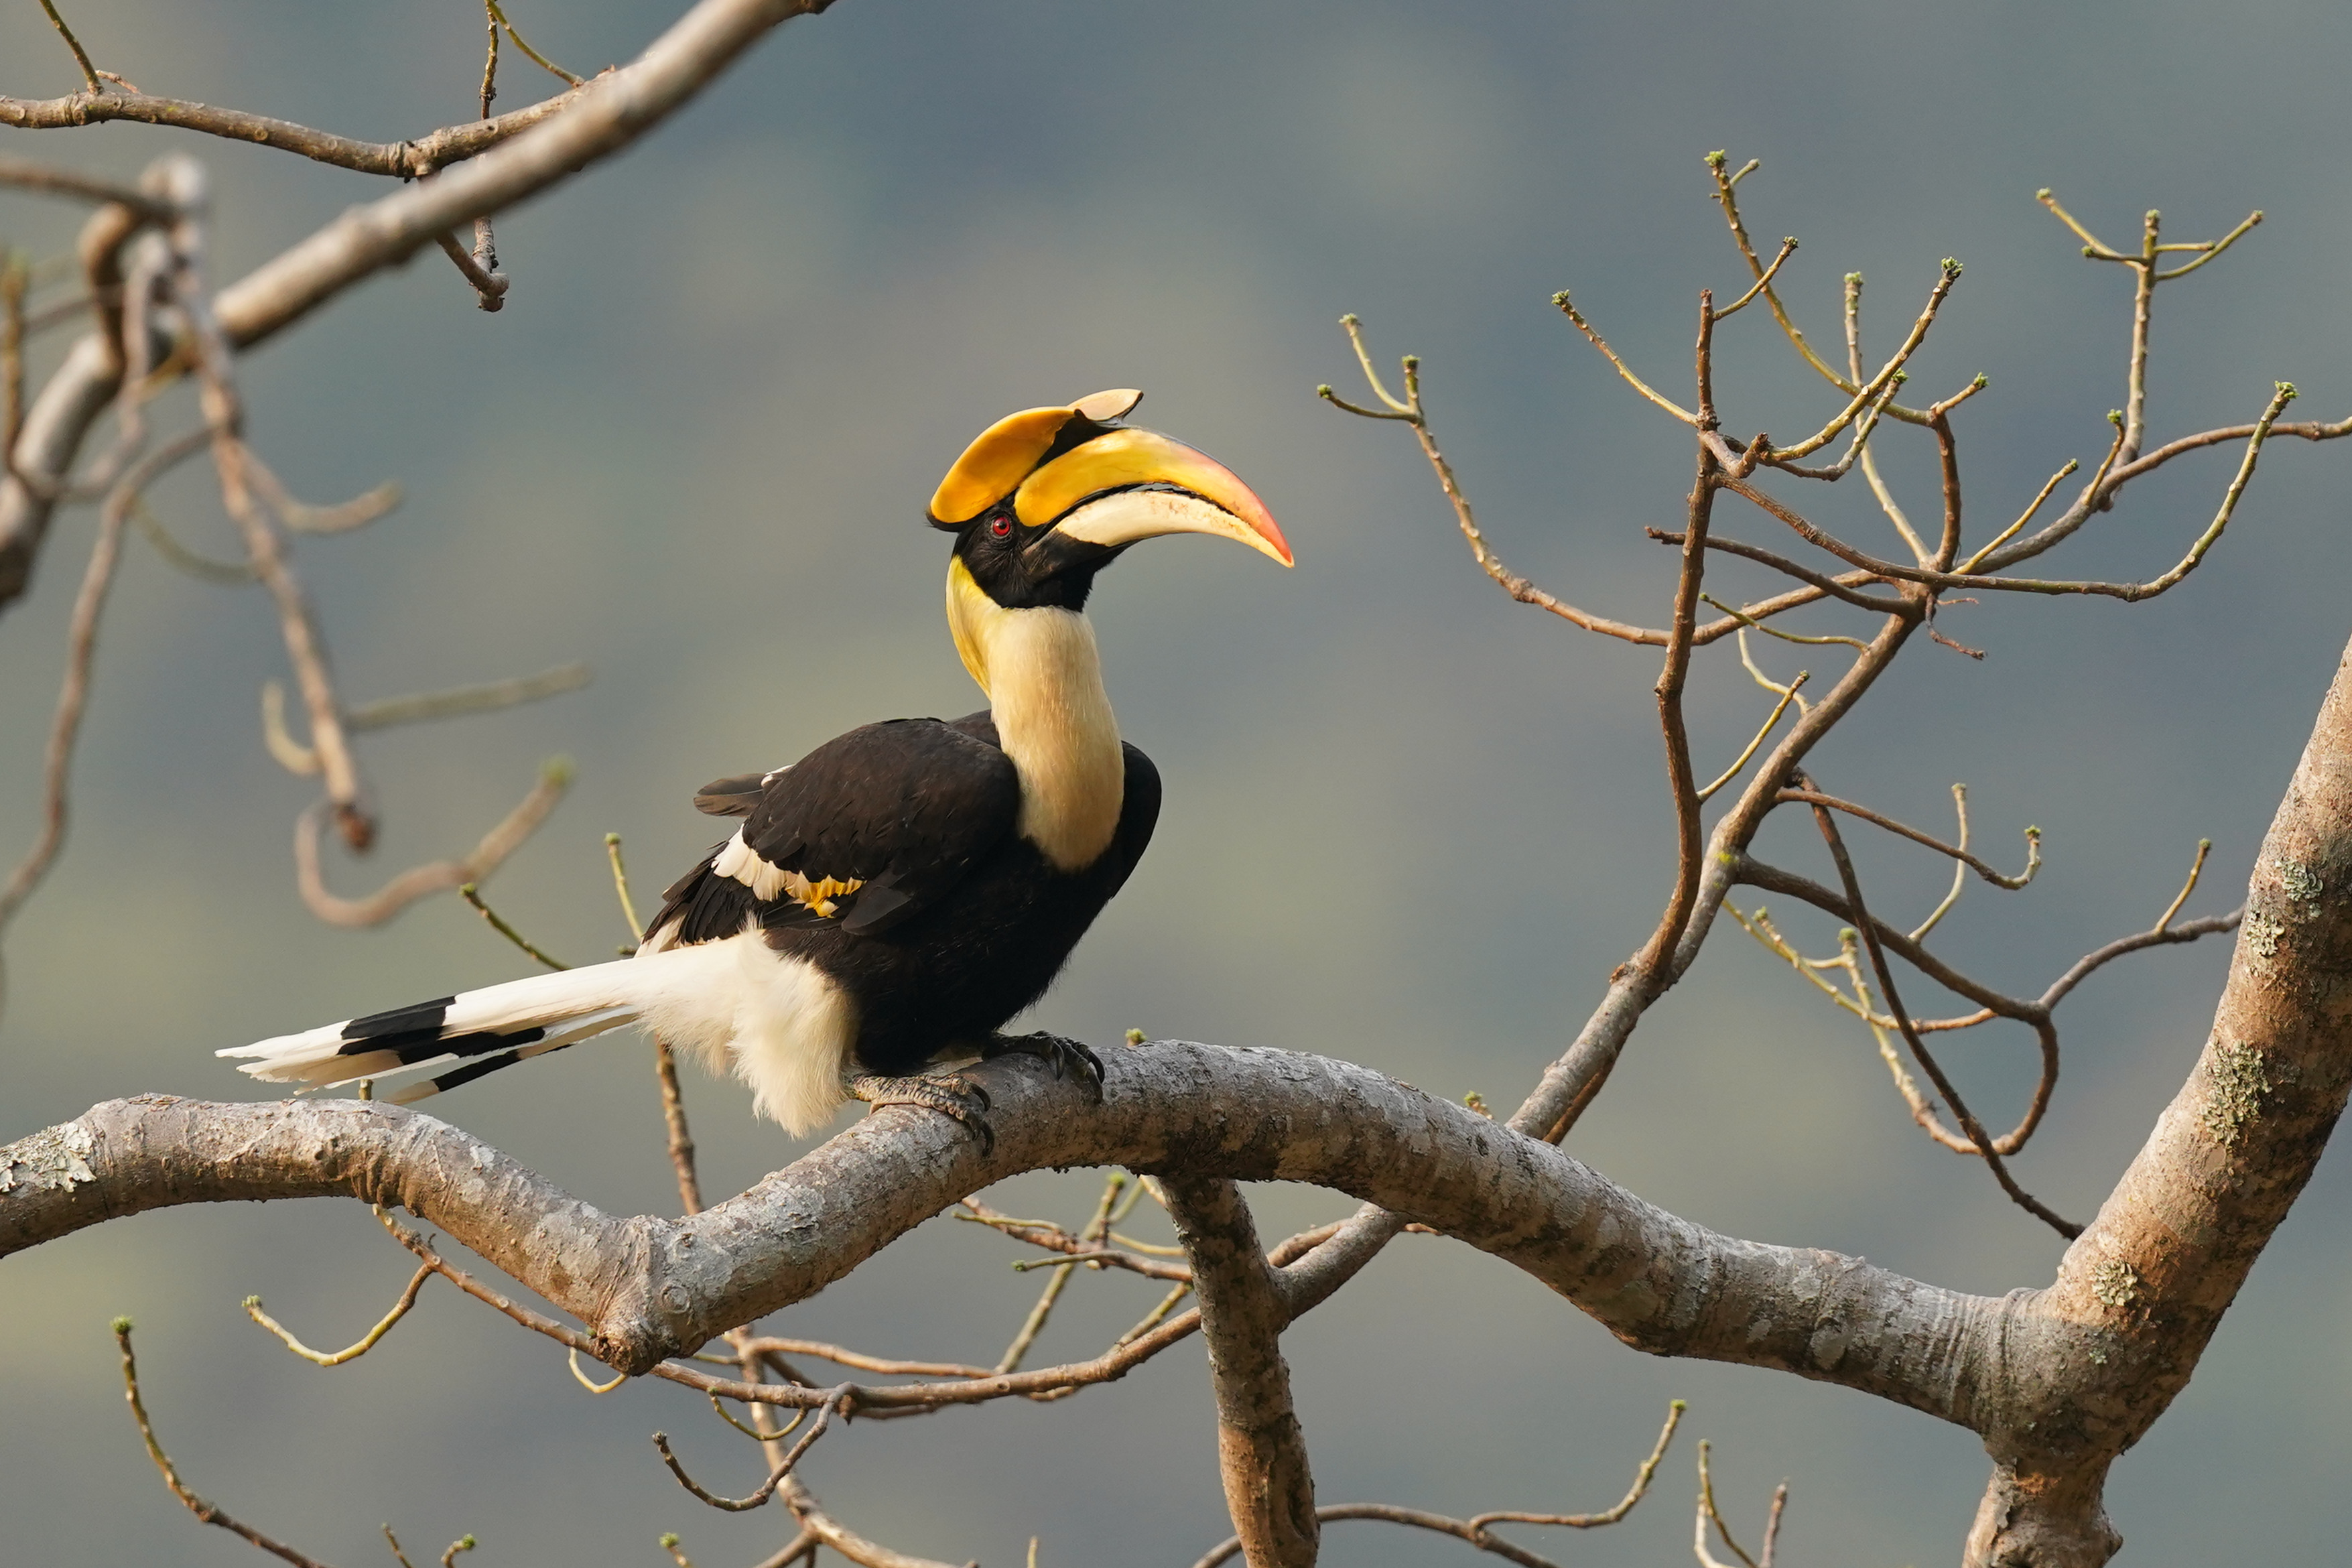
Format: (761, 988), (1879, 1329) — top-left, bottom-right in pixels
(1165, 1175), (1318, 1568)
(1963, 637), (2352, 1565)
(0, 1049), (2004, 1409)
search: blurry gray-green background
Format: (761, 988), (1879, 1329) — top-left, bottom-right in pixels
(5, 1), (2349, 1562)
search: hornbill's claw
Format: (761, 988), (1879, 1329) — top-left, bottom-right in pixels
(850, 1072), (995, 1153)
(980, 1031), (1106, 1102)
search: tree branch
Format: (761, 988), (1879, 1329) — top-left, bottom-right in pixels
(1963, 627), (2352, 1564)
(0, 0), (839, 621)
(0, 1047), (2008, 1424)
(1165, 1175), (1317, 1568)
(0, 80), (596, 181)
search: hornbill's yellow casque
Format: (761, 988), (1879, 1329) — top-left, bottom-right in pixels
(221, 391), (1290, 1140)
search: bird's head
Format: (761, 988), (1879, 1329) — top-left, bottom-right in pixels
(927, 389), (1291, 617)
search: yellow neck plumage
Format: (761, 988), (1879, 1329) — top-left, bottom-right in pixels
(947, 557), (1126, 871)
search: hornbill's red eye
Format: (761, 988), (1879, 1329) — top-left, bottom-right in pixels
(989, 515), (1013, 538)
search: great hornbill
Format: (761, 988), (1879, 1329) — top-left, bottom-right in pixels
(221, 390), (1290, 1141)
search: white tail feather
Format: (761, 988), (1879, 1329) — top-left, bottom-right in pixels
(218, 960), (654, 1090)
(218, 932), (860, 1135)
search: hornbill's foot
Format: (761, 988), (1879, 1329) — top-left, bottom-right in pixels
(850, 1072), (995, 1153)
(980, 1031), (1105, 1101)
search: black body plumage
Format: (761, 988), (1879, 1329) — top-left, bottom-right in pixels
(647, 710), (1161, 1077)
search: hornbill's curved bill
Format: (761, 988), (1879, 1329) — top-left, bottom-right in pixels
(221, 391), (1289, 1140)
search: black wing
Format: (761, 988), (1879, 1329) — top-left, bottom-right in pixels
(649, 714), (1020, 945)
(692, 771), (773, 818)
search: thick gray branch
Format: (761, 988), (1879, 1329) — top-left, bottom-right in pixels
(0, 1045), (2000, 1421)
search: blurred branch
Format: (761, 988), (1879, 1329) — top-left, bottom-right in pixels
(0, 150), (171, 216)
(239, 448), (401, 533)
(293, 759), (571, 928)
(129, 493), (254, 582)
(3, 0), (843, 629)
(0, 422), (208, 976)
(262, 663), (590, 775)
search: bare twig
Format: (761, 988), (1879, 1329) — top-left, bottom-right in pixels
(129, 493), (253, 582)
(2040, 907), (2240, 1012)
(1189, 1400), (1683, 1568)
(1958, 456), (2079, 574)
(1647, 526), (1910, 614)
(2155, 838), (2211, 934)
(240, 449), (401, 533)
(460, 883), (568, 970)
(344, 663), (589, 732)
(113, 1318), (334, 1568)
(432, 230), (509, 312)
(570, 1345), (627, 1392)
(244, 1261), (433, 1366)
(1698, 672), (1809, 801)
(1700, 593), (1866, 651)
(654, 1039), (703, 1214)
(35, 0), (105, 94)
(782, 1476), (969, 1568)
(0, 81), (597, 182)
(1777, 788), (2040, 889)
(153, 162), (382, 852)
(653, 1390), (846, 1512)
(1713, 238), (1796, 320)
(957, 1199), (1191, 1282)
(1320, 316), (1673, 645)
(735, 1338), (991, 1380)
(1804, 783), (2081, 1236)
(1693, 1440), (1756, 1568)
(486, 0), (584, 84)
(1552, 290), (1697, 423)
(994, 1173), (1125, 1374)
(608, 832), (646, 943)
